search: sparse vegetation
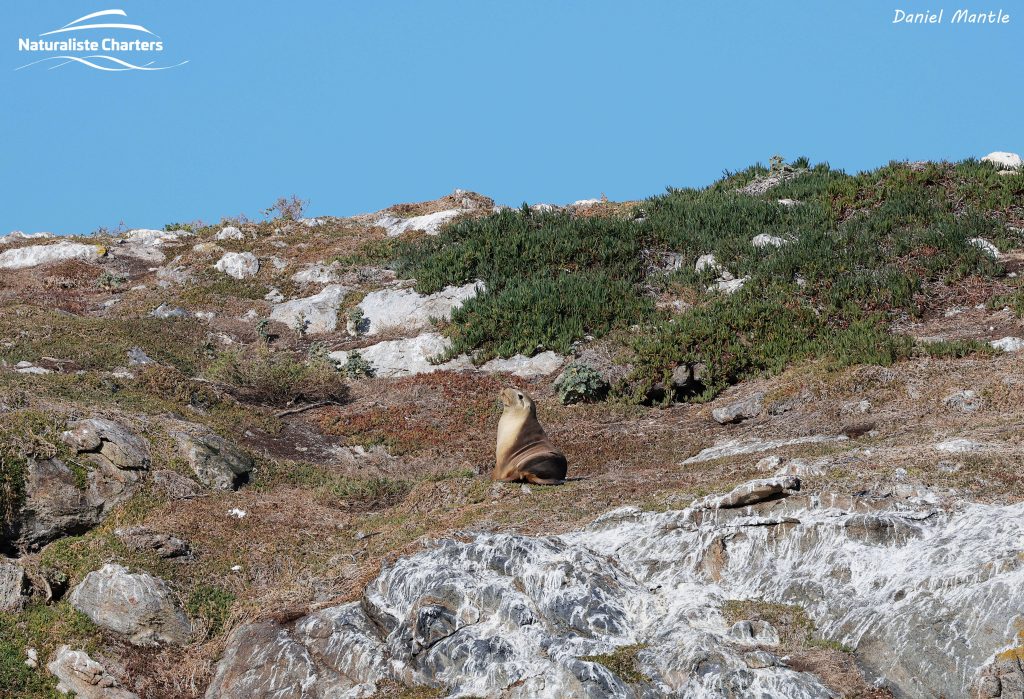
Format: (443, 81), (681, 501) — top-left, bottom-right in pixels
(207, 345), (348, 407)
(580, 643), (650, 684)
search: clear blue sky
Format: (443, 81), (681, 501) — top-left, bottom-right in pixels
(2, 1), (1021, 234)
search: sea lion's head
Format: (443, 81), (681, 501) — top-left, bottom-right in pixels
(500, 387), (535, 415)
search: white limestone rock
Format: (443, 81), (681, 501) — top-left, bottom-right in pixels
(121, 229), (191, 246)
(968, 238), (1000, 258)
(991, 336), (1024, 352)
(358, 281), (482, 336)
(981, 151), (1023, 170)
(752, 234), (787, 248)
(47, 646), (140, 699)
(479, 351), (565, 378)
(0, 231), (54, 245)
(269, 284), (349, 334)
(292, 263), (341, 285)
(0, 242), (103, 270)
(377, 209), (465, 237)
(329, 333), (472, 378)
(214, 252), (260, 280)
(214, 226), (245, 241)
(68, 564), (191, 646)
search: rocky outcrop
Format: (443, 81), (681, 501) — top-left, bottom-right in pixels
(0, 242), (103, 270)
(711, 392), (765, 424)
(172, 431), (253, 490)
(47, 646), (140, 699)
(991, 337), (1024, 353)
(479, 351), (565, 378)
(330, 333), (472, 378)
(69, 564), (191, 646)
(214, 252), (260, 279)
(982, 151), (1023, 170)
(62, 418), (150, 513)
(357, 281), (482, 336)
(0, 558), (28, 611)
(291, 262), (340, 285)
(269, 284), (349, 334)
(206, 481), (1024, 698)
(377, 210), (465, 237)
(214, 226), (245, 241)
(7, 458), (102, 551)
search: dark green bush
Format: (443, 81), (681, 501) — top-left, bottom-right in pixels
(554, 363), (609, 404)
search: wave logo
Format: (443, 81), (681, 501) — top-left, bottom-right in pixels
(16, 9), (188, 72)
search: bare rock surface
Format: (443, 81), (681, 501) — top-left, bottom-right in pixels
(214, 251), (260, 279)
(6, 458), (102, 551)
(711, 392), (765, 424)
(357, 281), (482, 336)
(69, 564), (191, 646)
(47, 645), (140, 699)
(377, 209), (465, 237)
(269, 284), (349, 334)
(207, 480), (1024, 699)
(0, 558), (28, 611)
(331, 333), (473, 378)
(0, 241), (103, 270)
(172, 431), (253, 491)
(479, 351), (565, 377)
(63, 418), (150, 513)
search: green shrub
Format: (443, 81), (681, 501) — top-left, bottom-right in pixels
(340, 350), (375, 378)
(554, 363), (609, 404)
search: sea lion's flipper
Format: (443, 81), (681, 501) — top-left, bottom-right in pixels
(519, 453), (567, 485)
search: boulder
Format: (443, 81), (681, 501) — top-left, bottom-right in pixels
(991, 336), (1024, 353)
(214, 252), (260, 280)
(47, 646), (140, 699)
(0, 242), (103, 270)
(0, 559), (28, 611)
(8, 458), (102, 551)
(752, 234), (786, 248)
(376, 209), (464, 237)
(695, 253), (723, 274)
(329, 333), (473, 378)
(68, 564), (191, 646)
(357, 282), (482, 336)
(121, 229), (190, 246)
(712, 392), (765, 424)
(982, 151), (1023, 170)
(204, 622), (322, 699)
(215, 226), (245, 241)
(291, 263), (340, 285)
(62, 419), (150, 512)
(692, 476), (801, 509)
(269, 284), (349, 334)
(173, 432), (253, 490)
(115, 526), (189, 558)
(150, 303), (190, 320)
(479, 351), (564, 378)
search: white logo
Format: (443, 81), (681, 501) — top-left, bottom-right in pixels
(16, 9), (188, 72)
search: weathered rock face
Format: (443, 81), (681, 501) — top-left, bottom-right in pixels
(357, 281), (482, 336)
(62, 419), (151, 512)
(269, 284), (349, 334)
(0, 242), (103, 270)
(376, 210), (465, 237)
(330, 333), (473, 378)
(479, 351), (565, 378)
(214, 252), (260, 279)
(172, 432), (253, 490)
(208, 482), (1024, 699)
(47, 645), (140, 699)
(7, 458), (102, 551)
(711, 392), (765, 424)
(69, 564), (191, 646)
(0, 558), (28, 611)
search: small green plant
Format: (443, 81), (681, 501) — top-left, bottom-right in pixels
(256, 318), (272, 343)
(580, 644), (649, 684)
(96, 271), (127, 292)
(186, 584), (235, 640)
(341, 350), (375, 378)
(293, 312), (309, 339)
(307, 341), (331, 363)
(554, 363), (609, 404)
(769, 154), (786, 172)
(347, 306), (367, 335)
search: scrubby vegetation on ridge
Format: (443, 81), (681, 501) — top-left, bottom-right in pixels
(397, 157), (1024, 401)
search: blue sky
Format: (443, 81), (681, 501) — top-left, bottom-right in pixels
(2, 1), (1021, 234)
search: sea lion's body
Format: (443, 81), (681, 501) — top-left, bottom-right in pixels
(494, 388), (567, 485)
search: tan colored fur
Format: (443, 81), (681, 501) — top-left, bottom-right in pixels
(493, 388), (567, 485)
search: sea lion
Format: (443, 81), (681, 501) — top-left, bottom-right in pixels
(493, 388), (567, 485)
